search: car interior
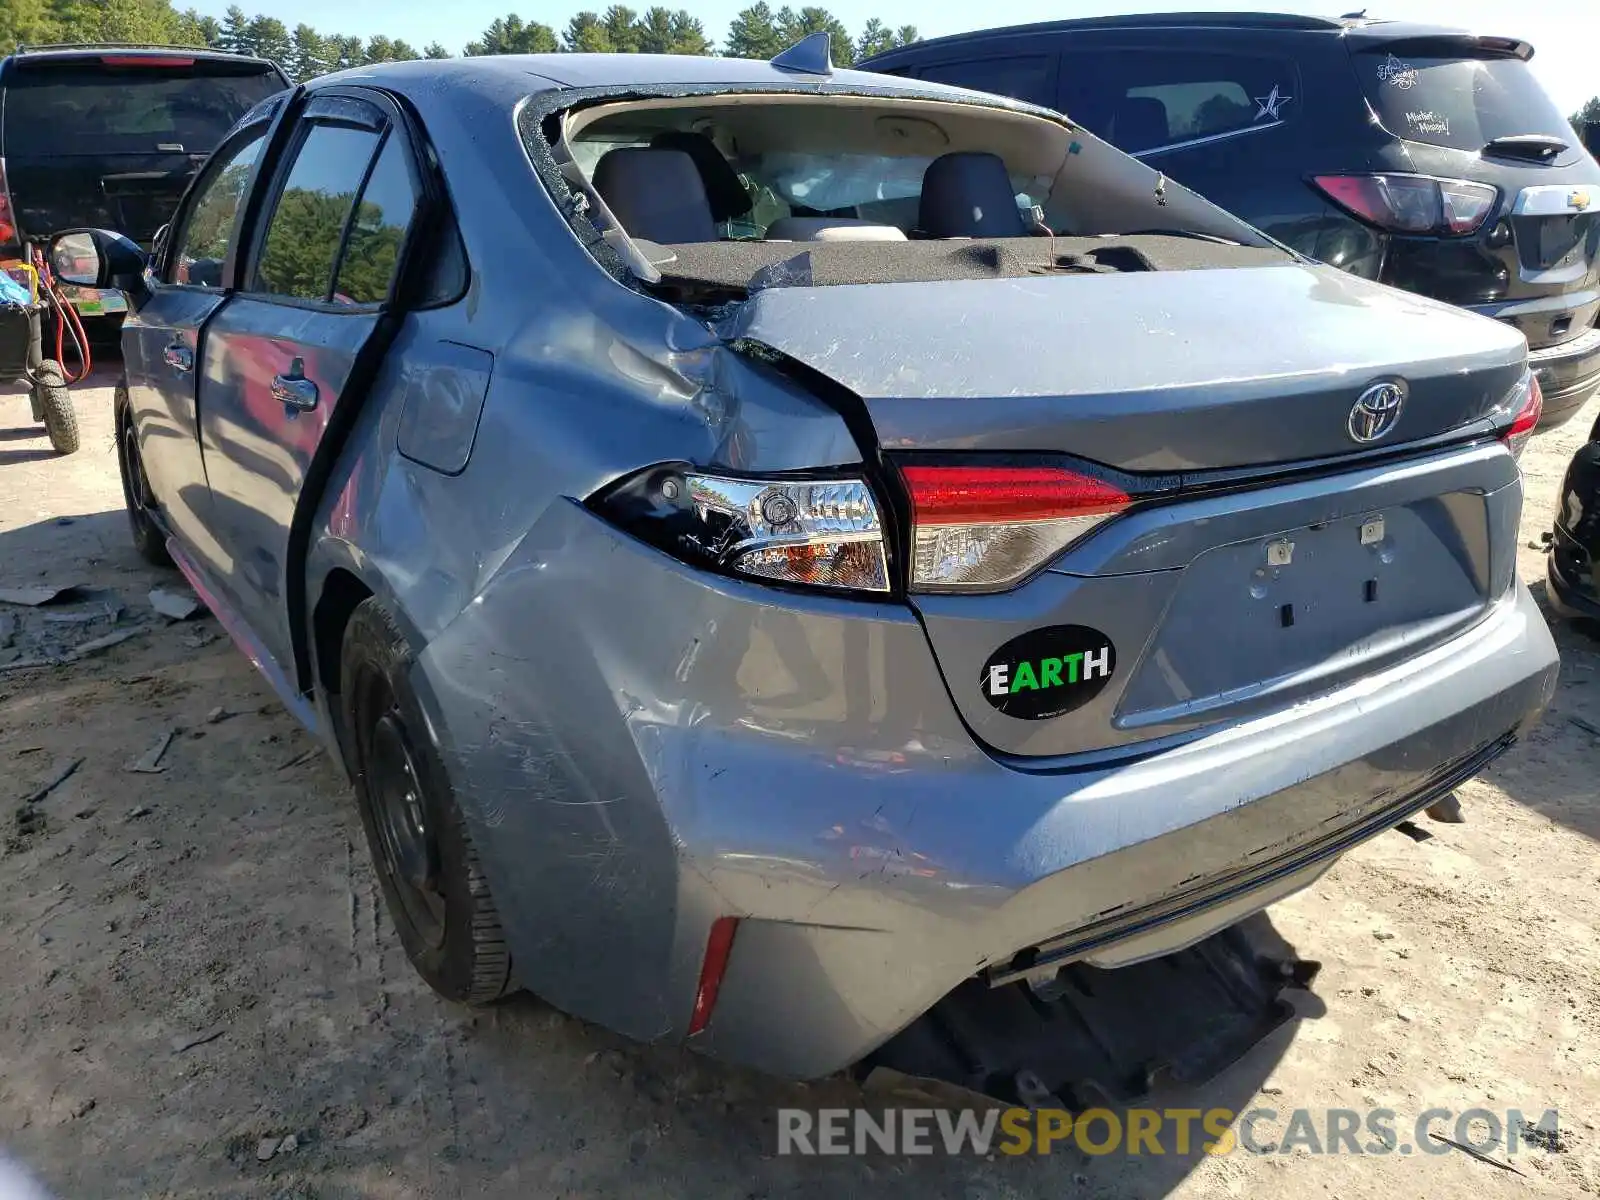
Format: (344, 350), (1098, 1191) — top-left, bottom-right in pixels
(549, 93), (1288, 298)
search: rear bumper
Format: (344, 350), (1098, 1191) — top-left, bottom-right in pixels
(415, 503), (1558, 1079)
(1529, 325), (1600, 423)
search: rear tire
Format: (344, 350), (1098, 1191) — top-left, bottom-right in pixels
(34, 362), (79, 455)
(115, 381), (173, 567)
(341, 598), (514, 1006)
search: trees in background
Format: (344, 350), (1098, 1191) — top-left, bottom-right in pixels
(0, 0), (920, 81)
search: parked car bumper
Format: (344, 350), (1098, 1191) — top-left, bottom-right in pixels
(1528, 325), (1600, 425)
(1547, 438), (1600, 619)
(413, 502), (1558, 1079)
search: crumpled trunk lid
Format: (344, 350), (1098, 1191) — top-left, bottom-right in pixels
(721, 261), (1527, 472)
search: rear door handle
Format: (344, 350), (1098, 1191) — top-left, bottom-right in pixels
(271, 371), (318, 412)
(163, 342), (193, 372)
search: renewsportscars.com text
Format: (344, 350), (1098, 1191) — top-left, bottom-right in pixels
(777, 1106), (1560, 1158)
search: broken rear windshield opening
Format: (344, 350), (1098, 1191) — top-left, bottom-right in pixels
(1353, 49), (1579, 156)
(3, 65), (284, 156)
(551, 91), (1280, 293)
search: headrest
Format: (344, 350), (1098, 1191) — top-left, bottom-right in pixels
(592, 147), (717, 244)
(917, 151), (1027, 239)
(649, 130), (753, 222)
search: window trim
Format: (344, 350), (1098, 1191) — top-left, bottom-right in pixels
(158, 119), (272, 291)
(1129, 117), (1287, 159)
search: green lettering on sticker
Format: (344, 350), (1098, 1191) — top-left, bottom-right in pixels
(1039, 658), (1063, 689)
(1062, 651), (1084, 683)
(1011, 661), (1039, 692)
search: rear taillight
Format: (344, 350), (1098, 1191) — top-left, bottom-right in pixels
(590, 467), (890, 594)
(1500, 372), (1543, 460)
(0, 159), (16, 247)
(1311, 174), (1498, 236)
(901, 465), (1130, 592)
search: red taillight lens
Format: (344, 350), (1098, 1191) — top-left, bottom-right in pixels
(1311, 174), (1497, 236)
(901, 464), (1131, 592)
(687, 916), (739, 1036)
(1501, 372), (1543, 460)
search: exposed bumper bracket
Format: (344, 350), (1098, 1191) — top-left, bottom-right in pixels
(861, 922), (1318, 1108)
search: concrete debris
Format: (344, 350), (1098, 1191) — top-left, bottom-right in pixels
(256, 1137), (279, 1162)
(0, 584), (81, 607)
(67, 628), (145, 662)
(277, 1134), (299, 1155)
(126, 805), (152, 820)
(149, 587), (202, 622)
(42, 605), (118, 627)
(205, 706), (229, 725)
(22, 757), (84, 805)
(127, 729), (176, 774)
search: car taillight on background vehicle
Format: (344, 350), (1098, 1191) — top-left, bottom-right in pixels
(900, 465), (1130, 592)
(1500, 372), (1543, 461)
(0, 160), (18, 248)
(591, 466), (891, 593)
(1311, 174), (1498, 236)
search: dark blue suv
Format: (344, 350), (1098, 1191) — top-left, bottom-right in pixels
(864, 12), (1600, 425)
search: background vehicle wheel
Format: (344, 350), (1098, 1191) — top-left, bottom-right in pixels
(33, 361), (79, 455)
(114, 382), (173, 567)
(341, 598), (514, 1006)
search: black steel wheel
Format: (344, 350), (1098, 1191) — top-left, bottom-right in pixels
(341, 598), (513, 1005)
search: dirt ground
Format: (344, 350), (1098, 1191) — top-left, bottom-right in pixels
(1, 367), (1598, 1200)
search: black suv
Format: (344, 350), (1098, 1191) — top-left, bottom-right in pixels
(864, 13), (1600, 424)
(0, 44), (288, 323)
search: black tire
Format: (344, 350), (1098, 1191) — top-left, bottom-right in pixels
(34, 361), (79, 455)
(341, 598), (514, 1006)
(114, 381), (173, 567)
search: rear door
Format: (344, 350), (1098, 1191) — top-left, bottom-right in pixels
(122, 117), (274, 562)
(197, 90), (422, 678)
(1, 53), (286, 243)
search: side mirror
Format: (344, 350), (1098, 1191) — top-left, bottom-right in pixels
(47, 228), (147, 289)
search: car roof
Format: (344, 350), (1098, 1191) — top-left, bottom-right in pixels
(307, 51), (1022, 105)
(860, 12), (1499, 63)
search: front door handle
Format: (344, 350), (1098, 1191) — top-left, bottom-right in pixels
(271, 367), (318, 412)
(163, 342), (193, 372)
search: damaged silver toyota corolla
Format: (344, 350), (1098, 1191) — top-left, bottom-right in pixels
(58, 37), (1557, 1091)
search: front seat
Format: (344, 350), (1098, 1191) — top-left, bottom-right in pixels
(1111, 96), (1171, 154)
(592, 147), (718, 244)
(649, 130), (753, 226)
(917, 151), (1027, 239)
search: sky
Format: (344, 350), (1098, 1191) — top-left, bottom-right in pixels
(190, 0), (1597, 113)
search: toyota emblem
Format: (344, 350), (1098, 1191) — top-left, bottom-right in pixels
(1348, 381), (1406, 443)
